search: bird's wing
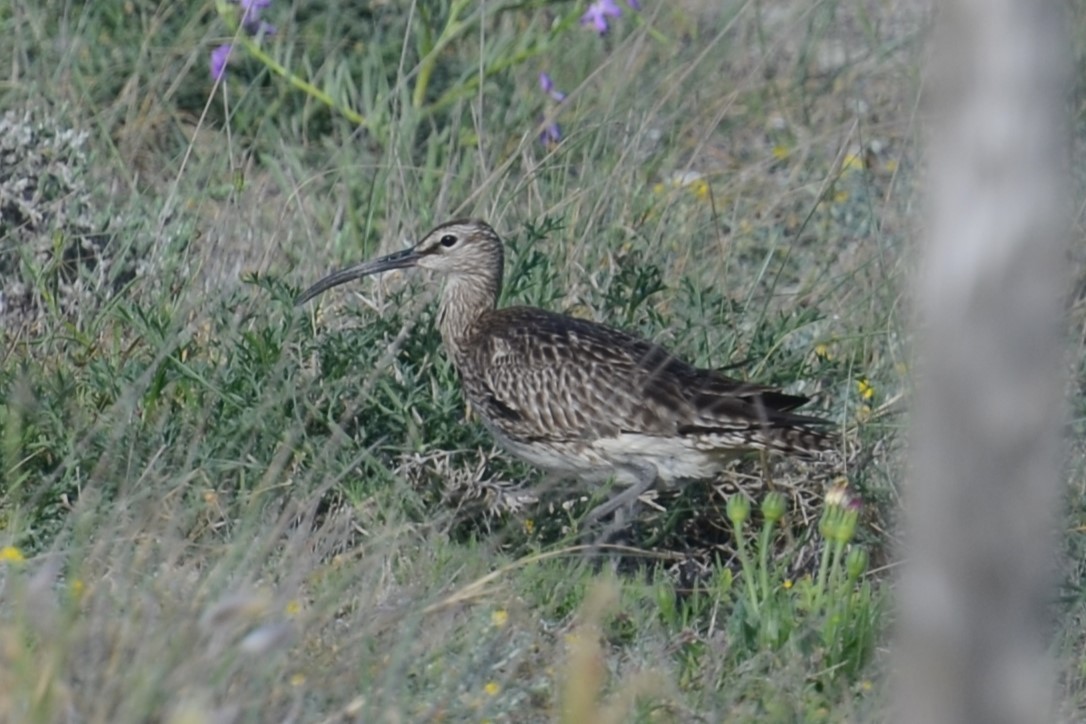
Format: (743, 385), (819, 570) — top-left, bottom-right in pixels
(463, 308), (826, 444)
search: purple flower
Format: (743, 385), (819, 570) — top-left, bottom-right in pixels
(239, 0), (276, 35)
(210, 0), (275, 81)
(540, 121), (562, 148)
(626, 0), (641, 9)
(538, 73), (566, 102)
(240, 0), (271, 20)
(537, 73), (565, 147)
(580, 0), (622, 35)
(210, 44), (233, 81)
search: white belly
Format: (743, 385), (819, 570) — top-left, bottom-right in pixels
(485, 423), (732, 486)
(592, 433), (733, 483)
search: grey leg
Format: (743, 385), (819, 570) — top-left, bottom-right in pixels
(586, 461), (658, 530)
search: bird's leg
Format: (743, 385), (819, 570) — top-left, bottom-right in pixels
(590, 462), (655, 523)
(586, 464), (660, 549)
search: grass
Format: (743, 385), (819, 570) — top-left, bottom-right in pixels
(2, 0), (1083, 720)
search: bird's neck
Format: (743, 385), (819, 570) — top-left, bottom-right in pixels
(437, 273), (499, 362)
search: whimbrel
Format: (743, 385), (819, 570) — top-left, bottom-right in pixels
(297, 219), (835, 523)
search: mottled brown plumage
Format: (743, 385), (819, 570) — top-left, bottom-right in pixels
(297, 219), (834, 521)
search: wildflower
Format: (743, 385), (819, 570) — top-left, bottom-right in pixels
(581, 0), (622, 34)
(239, 0), (274, 34)
(540, 121), (562, 147)
(539, 73), (566, 102)
(834, 509), (859, 544)
(726, 494), (751, 528)
(814, 342), (834, 360)
(579, 0), (640, 34)
(285, 599), (302, 616)
(820, 505), (858, 545)
(290, 673), (306, 687)
(210, 0), (276, 81)
(210, 44), (234, 82)
(856, 378), (875, 400)
(652, 171), (711, 201)
(841, 151), (865, 173)
(0, 545), (24, 563)
(484, 681), (501, 696)
(537, 73), (566, 148)
(846, 547), (869, 580)
(490, 609), (509, 628)
(820, 483), (861, 545)
(760, 491), (787, 524)
(688, 177), (710, 200)
(825, 479), (861, 511)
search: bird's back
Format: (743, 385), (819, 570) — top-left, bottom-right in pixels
(454, 306), (833, 457)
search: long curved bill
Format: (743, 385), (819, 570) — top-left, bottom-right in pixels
(295, 247), (421, 306)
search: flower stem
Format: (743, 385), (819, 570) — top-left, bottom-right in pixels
(413, 0), (472, 109)
(757, 517), (775, 606)
(237, 35), (369, 128)
(814, 533), (833, 610)
(733, 522), (760, 615)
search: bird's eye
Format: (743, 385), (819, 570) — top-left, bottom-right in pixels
(440, 234), (458, 248)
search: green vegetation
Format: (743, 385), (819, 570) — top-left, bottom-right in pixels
(5, 0), (1081, 721)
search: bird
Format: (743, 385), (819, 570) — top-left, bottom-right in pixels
(297, 219), (835, 525)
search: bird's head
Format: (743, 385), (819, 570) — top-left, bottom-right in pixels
(296, 218), (504, 305)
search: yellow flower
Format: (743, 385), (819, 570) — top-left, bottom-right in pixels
(782, 579), (793, 590)
(70, 579), (86, 600)
(771, 144), (790, 160)
(856, 378), (875, 400)
(0, 545), (24, 563)
(654, 171), (711, 202)
(825, 479), (852, 508)
(490, 609), (508, 628)
(833, 189), (849, 204)
(841, 152), (865, 173)
(290, 673), (306, 687)
(285, 599), (303, 617)
(484, 681), (500, 697)
(813, 343), (834, 360)
(522, 518), (535, 535)
(689, 178), (710, 201)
